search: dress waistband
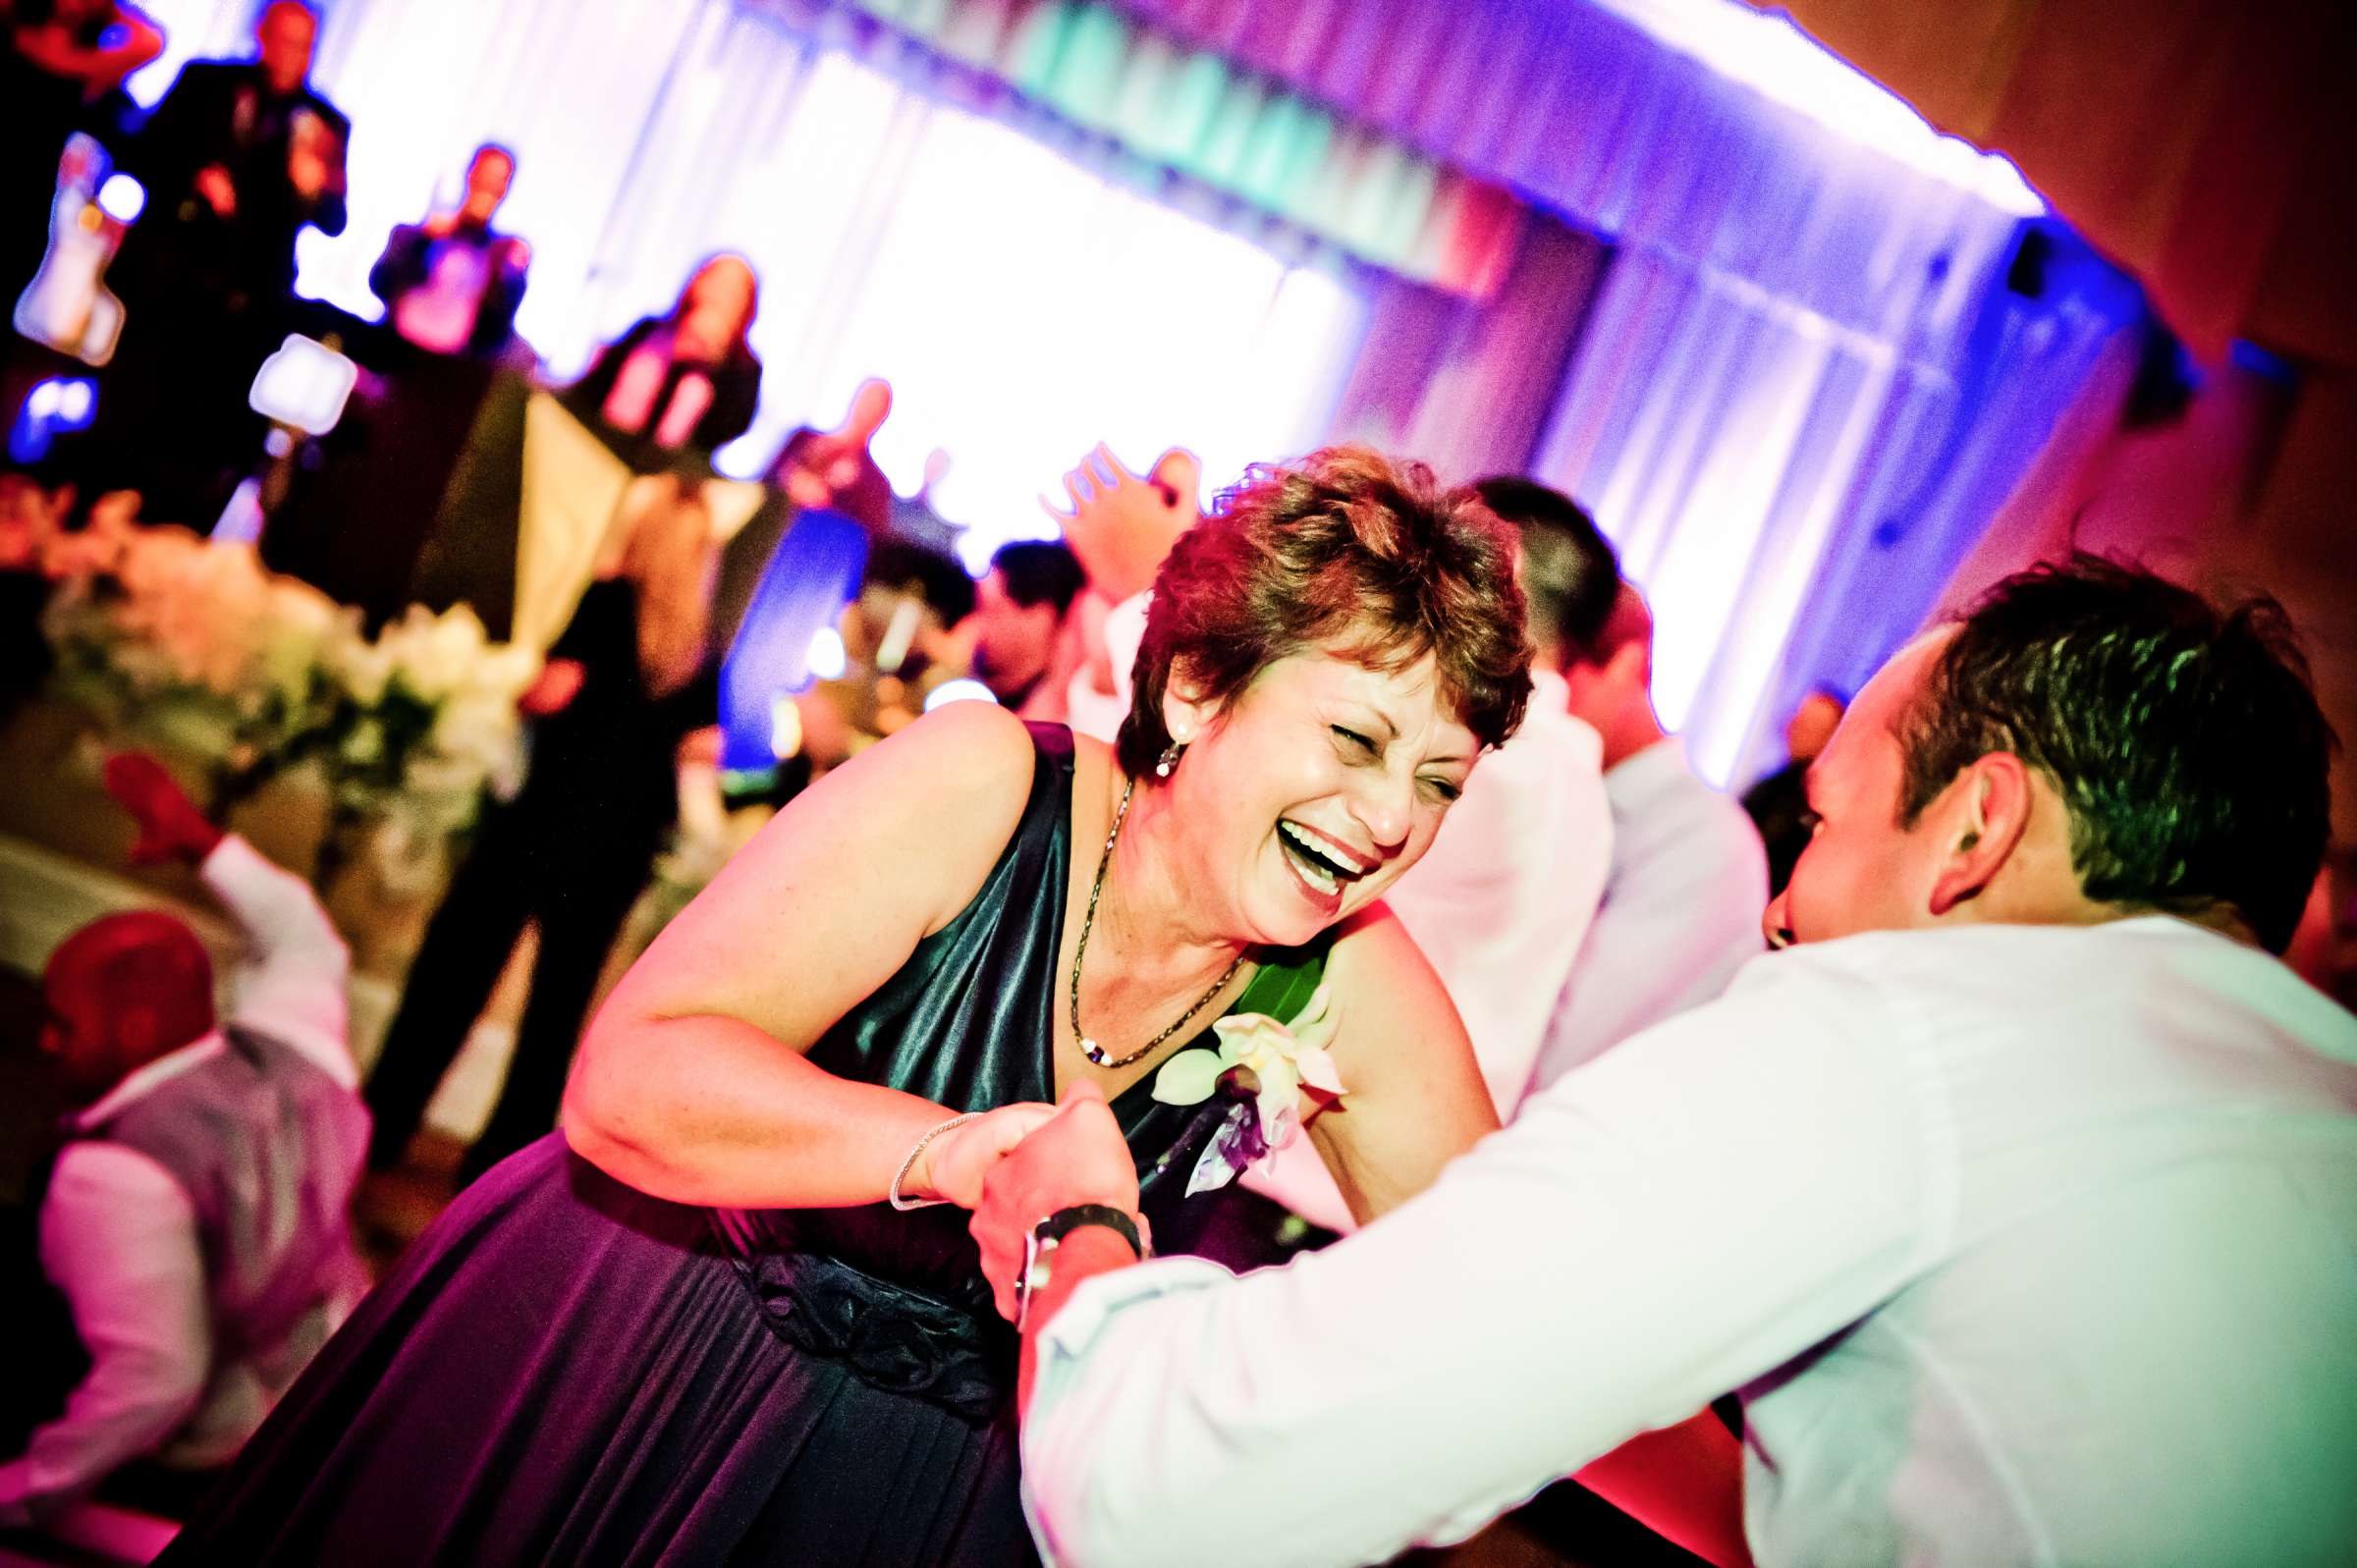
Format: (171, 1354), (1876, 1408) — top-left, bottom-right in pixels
(715, 1220), (1013, 1425)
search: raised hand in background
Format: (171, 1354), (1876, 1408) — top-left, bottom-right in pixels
(1041, 445), (1202, 604)
(104, 751), (225, 866)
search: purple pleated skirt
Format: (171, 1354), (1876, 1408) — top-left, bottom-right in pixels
(158, 1135), (1037, 1566)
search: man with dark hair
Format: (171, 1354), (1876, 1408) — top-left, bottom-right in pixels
(1890, 558), (2330, 950)
(964, 539), (1085, 713)
(1472, 475), (1622, 656)
(84, 0), (347, 521)
(1505, 489), (1767, 1094)
(986, 557), (2357, 1568)
(369, 142), (531, 360)
(1, 754), (367, 1525)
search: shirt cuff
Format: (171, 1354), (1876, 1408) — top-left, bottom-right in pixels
(1034, 1255), (1232, 1364)
(197, 832), (271, 891)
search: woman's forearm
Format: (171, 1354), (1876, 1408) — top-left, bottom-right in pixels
(562, 1011), (960, 1208)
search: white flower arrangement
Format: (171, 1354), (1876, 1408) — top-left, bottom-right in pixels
(36, 501), (540, 886)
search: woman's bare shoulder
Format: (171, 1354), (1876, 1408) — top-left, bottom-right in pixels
(852, 701), (1045, 918)
(1325, 900), (1445, 995)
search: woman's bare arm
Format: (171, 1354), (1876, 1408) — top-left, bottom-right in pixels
(1305, 904), (1501, 1224)
(562, 700), (1046, 1207)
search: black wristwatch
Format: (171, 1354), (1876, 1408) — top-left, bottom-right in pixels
(1015, 1204), (1146, 1331)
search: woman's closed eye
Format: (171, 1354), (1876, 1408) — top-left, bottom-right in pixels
(1333, 725), (1458, 803)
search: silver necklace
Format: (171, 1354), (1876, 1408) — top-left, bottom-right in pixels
(1071, 776), (1249, 1070)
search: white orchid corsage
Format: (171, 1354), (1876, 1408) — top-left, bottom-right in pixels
(1151, 984), (1343, 1194)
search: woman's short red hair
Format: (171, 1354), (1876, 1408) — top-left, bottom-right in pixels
(1117, 446), (1531, 779)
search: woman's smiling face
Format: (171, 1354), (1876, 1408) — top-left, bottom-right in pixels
(1160, 641), (1480, 947)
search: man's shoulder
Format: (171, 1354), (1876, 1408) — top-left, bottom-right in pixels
(301, 88), (350, 134)
(170, 59), (246, 91)
(1752, 918), (2345, 1049)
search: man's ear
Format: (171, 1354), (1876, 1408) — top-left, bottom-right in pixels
(1927, 752), (2034, 916)
(1603, 638), (1651, 701)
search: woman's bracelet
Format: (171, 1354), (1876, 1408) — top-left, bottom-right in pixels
(888, 1112), (980, 1211)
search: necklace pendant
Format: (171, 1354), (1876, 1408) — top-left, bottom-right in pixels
(1081, 1038), (1107, 1066)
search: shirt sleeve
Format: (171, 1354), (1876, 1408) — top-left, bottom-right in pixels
(1387, 718), (1613, 1114)
(201, 835), (355, 1089)
(0, 1145), (209, 1522)
(1021, 951), (1953, 1568)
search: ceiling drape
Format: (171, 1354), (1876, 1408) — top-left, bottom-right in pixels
(1755, 0), (2357, 367)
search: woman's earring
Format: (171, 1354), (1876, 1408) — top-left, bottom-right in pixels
(1155, 741), (1184, 778)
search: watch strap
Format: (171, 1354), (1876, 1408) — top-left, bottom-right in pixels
(1016, 1204), (1145, 1331)
(1033, 1203), (1145, 1257)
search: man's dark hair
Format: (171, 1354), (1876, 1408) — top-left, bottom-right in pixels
(1896, 555), (2336, 952)
(1471, 476), (1620, 666)
(993, 540), (1085, 617)
(864, 539), (975, 624)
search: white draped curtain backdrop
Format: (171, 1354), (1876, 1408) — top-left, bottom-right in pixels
(1537, 218), (2135, 785)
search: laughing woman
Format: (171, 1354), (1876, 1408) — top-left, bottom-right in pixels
(160, 447), (1532, 1566)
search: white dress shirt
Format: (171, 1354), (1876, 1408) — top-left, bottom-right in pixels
(1023, 917), (2357, 1568)
(1244, 673), (1612, 1230)
(1528, 736), (1768, 1094)
(0, 837), (358, 1521)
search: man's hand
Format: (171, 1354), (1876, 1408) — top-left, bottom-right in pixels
(287, 114), (343, 200)
(1043, 445), (1201, 604)
(104, 752), (223, 865)
(519, 657), (585, 717)
(972, 1081), (1142, 1323)
(193, 164), (237, 219)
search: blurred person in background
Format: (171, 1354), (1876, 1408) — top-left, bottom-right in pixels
(367, 141), (530, 362)
(707, 375), (896, 678)
(1527, 578), (1771, 1094)
(768, 376), (895, 536)
(81, 0), (346, 523)
(362, 481), (721, 1188)
(569, 252), (762, 462)
(0, 753), (366, 1526)
(1743, 686), (1846, 894)
(2, 0), (163, 294)
(956, 538), (1085, 716)
(786, 534), (979, 780)
(1042, 443), (1200, 741)
(888, 445), (961, 555)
